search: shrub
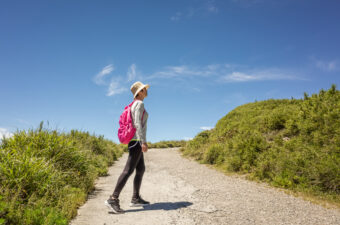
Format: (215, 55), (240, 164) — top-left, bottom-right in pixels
(0, 124), (124, 224)
(181, 85), (340, 203)
(148, 140), (187, 149)
(203, 144), (224, 164)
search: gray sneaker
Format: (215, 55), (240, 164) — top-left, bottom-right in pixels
(130, 196), (150, 207)
(105, 198), (125, 214)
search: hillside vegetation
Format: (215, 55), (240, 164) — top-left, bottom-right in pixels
(181, 85), (340, 204)
(148, 140), (186, 149)
(0, 123), (125, 225)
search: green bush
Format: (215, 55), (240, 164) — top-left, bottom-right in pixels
(181, 85), (340, 203)
(0, 123), (124, 224)
(204, 143), (224, 165)
(148, 140), (187, 149)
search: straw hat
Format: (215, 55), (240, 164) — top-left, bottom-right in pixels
(130, 81), (150, 98)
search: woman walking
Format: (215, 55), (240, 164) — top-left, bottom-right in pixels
(105, 81), (150, 214)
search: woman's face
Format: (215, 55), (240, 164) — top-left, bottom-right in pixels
(140, 88), (148, 98)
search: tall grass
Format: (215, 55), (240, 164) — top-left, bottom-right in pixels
(0, 122), (125, 225)
(181, 85), (340, 205)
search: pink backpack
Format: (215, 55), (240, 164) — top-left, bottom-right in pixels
(117, 100), (145, 144)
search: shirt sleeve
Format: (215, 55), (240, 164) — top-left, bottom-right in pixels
(133, 101), (146, 144)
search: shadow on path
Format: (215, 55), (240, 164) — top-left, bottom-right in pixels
(87, 188), (104, 200)
(109, 201), (193, 214)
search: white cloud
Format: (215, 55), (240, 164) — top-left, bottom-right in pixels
(316, 59), (339, 72)
(0, 128), (13, 140)
(183, 137), (193, 141)
(93, 64), (114, 85)
(95, 62), (303, 97)
(147, 64), (220, 79)
(93, 63), (136, 97)
(107, 80), (127, 96)
(224, 72), (257, 82)
(147, 64), (302, 83)
(221, 69), (302, 83)
(127, 64), (137, 82)
(200, 126), (213, 130)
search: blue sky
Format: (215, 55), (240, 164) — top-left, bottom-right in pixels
(1, 0), (340, 143)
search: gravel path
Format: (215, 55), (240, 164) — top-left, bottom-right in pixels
(70, 148), (340, 225)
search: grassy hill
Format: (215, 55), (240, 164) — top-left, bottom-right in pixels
(0, 123), (125, 225)
(148, 140), (186, 149)
(181, 85), (340, 205)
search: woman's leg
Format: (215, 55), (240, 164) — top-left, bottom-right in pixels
(133, 152), (145, 199)
(112, 141), (142, 199)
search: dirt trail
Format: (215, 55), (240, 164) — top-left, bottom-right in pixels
(70, 148), (340, 225)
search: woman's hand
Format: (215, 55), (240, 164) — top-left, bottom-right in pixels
(142, 143), (148, 152)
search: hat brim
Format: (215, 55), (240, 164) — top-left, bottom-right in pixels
(134, 84), (150, 98)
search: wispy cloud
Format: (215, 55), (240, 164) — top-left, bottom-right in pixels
(223, 72), (256, 82)
(127, 64), (137, 82)
(93, 63), (137, 97)
(93, 64), (114, 85)
(315, 59), (339, 72)
(95, 62), (303, 97)
(147, 64), (220, 79)
(200, 126), (213, 130)
(170, 0), (218, 21)
(147, 64), (303, 83)
(221, 69), (301, 82)
(0, 128), (13, 140)
(107, 79), (128, 96)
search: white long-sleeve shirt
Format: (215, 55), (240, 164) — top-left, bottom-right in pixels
(131, 100), (148, 144)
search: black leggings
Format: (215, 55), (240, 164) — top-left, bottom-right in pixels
(112, 141), (145, 199)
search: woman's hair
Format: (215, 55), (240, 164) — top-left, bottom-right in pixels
(135, 88), (144, 98)
(136, 91), (141, 98)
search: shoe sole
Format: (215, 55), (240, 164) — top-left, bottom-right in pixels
(129, 203), (150, 207)
(104, 200), (124, 214)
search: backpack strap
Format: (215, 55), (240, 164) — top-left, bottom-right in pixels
(141, 110), (145, 127)
(129, 100), (136, 107)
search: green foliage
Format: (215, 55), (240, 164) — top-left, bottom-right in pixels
(204, 143), (224, 165)
(0, 124), (124, 225)
(181, 85), (340, 203)
(181, 130), (212, 160)
(148, 140), (187, 149)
